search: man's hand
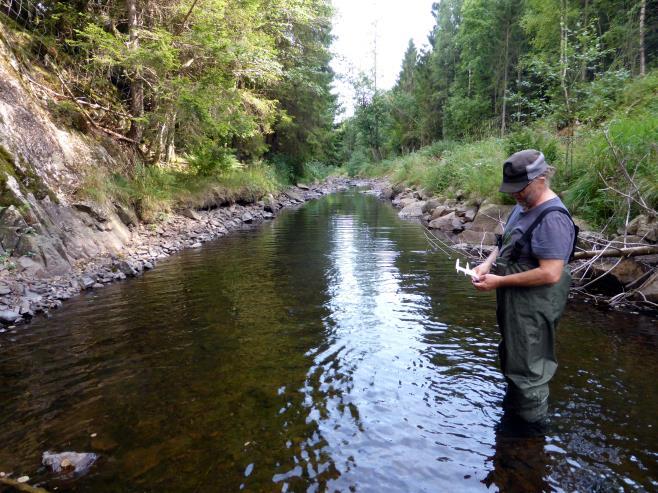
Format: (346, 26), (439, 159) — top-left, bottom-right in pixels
(472, 263), (491, 279)
(472, 258), (565, 292)
(472, 273), (502, 291)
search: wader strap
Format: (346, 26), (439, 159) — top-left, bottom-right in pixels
(508, 207), (579, 263)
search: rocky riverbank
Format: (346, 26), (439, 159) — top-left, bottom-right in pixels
(0, 177), (358, 329)
(371, 181), (658, 312)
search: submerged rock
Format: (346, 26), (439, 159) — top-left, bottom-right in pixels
(42, 451), (98, 475)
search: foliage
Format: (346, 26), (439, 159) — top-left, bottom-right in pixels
(505, 128), (560, 164)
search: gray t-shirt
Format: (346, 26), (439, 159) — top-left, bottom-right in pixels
(499, 197), (574, 265)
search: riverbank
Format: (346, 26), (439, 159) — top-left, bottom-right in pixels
(368, 180), (658, 314)
(0, 177), (359, 329)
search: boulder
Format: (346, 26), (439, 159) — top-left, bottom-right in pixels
(398, 201), (426, 218)
(428, 211), (464, 232)
(590, 259), (647, 287)
(469, 204), (514, 234)
(114, 202), (138, 226)
(627, 215), (658, 243)
(422, 199), (442, 214)
(180, 208), (200, 221)
(379, 186), (394, 200)
(393, 196), (417, 209)
(17, 256), (45, 276)
(634, 271), (658, 304)
(73, 202), (109, 223)
(458, 230), (498, 246)
(241, 212), (254, 223)
(0, 309), (20, 324)
(284, 190), (303, 202)
(431, 206), (453, 220)
(463, 208), (478, 222)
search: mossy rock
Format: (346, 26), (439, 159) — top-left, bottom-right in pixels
(0, 144), (58, 204)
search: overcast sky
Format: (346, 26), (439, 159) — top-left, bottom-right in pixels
(330, 0), (436, 119)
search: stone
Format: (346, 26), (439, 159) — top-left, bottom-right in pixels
(191, 242), (202, 248)
(80, 276), (95, 289)
(143, 261), (154, 270)
(0, 310), (20, 323)
(398, 201), (426, 218)
(591, 259), (647, 287)
(114, 202), (138, 226)
(116, 260), (138, 277)
(469, 204), (514, 234)
(458, 230), (499, 246)
(16, 256), (44, 276)
(431, 206), (452, 220)
(634, 271), (658, 304)
(242, 212), (254, 223)
(428, 211), (463, 232)
(0, 285), (10, 295)
(296, 183), (310, 190)
(263, 211), (274, 219)
(73, 202), (109, 222)
(284, 190), (303, 202)
(626, 215), (658, 242)
(379, 186), (394, 200)
(180, 208), (200, 221)
(393, 196), (416, 209)
(42, 451), (98, 475)
(422, 199), (442, 214)
(463, 208), (478, 222)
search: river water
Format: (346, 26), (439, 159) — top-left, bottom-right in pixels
(0, 190), (657, 492)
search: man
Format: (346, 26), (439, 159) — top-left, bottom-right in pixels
(472, 149), (576, 424)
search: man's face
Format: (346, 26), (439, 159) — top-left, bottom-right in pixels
(511, 177), (545, 210)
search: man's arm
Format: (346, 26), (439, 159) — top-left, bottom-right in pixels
(472, 258), (564, 291)
(473, 247), (499, 278)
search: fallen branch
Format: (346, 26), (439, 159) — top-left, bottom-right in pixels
(47, 59), (140, 146)
(0, 477), (50, 493)
(573, 245), (658, 260)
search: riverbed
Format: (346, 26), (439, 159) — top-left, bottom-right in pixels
(0, 190), (656, 492)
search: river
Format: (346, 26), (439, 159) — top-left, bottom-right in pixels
(0, 190), (656, 492)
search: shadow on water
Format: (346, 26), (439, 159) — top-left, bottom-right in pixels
(0, 190), (656, 492)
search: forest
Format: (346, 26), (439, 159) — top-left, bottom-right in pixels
(0, 0), (656, 228)
(343, 0), (657, 230)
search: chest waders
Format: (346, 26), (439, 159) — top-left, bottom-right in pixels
(493, 253), (572, 423)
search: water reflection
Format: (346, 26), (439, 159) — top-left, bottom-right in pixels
(0, 191), (656, 492)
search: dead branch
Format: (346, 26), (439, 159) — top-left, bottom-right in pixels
(573, 245), (658, 260)
(48, 61), (141, 146)
(602, 129), (657, 218)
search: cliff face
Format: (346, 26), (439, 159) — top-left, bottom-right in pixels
(0, 23), (133, 278)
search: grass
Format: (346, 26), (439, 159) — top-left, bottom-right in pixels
(349, 70), (657, 230)
(77, 161), (286, 223)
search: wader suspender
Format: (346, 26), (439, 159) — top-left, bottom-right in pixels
(497, 207), (579, 263)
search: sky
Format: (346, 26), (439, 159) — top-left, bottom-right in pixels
(330, 0), (436, 119)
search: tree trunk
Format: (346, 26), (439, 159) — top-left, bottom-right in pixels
(127, 0), (143, 144)
(154, 108), (177, 165)
(574, 245), (658, 260)
(501, 26), (510, 137)
(639, 0), (646, 76)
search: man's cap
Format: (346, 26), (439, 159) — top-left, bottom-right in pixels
(499, 149), (548, 193)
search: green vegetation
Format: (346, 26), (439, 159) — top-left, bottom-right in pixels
(341, 0), (657, 230)
(2, 0), (339, 214)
